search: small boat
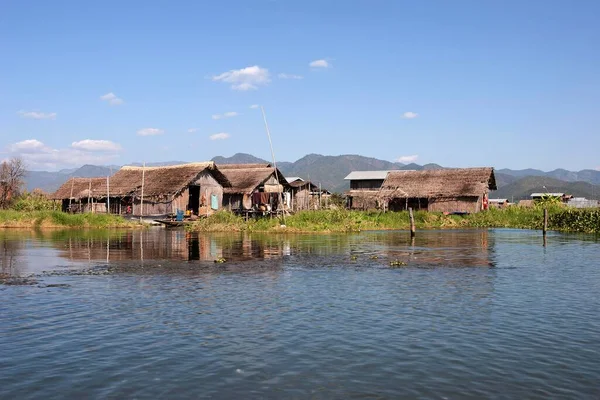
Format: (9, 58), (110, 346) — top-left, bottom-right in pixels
(153, 219), (193, 228)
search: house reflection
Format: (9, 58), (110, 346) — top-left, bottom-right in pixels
(55, 229), (295, 263)
(380, 230), (495, 267)
(52, 228), (496, 268)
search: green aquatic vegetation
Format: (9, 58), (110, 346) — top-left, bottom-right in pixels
(0, 210), (141, 228)
(549, 208), (600, 234)
(389, 260), (407, 267)
(186, 207), (599, 234)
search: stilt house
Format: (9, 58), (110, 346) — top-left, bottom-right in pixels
(217, 164), (290, 211)
(287, 178), (330, 211)
(107, 162), (230, 216)
(52, 177), (110, 213)
(378, 168), (497, 213)
(344, 171), (391, 210)
(52, 162), (230, 216)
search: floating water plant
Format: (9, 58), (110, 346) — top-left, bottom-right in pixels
(389, 260), (407, 267)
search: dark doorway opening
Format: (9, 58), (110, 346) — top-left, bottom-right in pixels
(188, 186), (200, 214)
(388, 197), (429, 211)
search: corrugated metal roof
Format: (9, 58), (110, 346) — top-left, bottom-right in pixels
(344, 171), (390, 180)
(286, 177), (303, 183)
(531, 193), (564, 197)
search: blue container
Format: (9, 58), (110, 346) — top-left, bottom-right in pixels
(176, 209), (184, 221)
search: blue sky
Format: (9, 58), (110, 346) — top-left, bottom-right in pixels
(1, 0), (599, 171)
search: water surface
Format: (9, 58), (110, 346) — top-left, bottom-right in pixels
(1, 228), (599, 399)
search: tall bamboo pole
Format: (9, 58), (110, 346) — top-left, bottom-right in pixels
(140, 162), (146, 218)
(260, 106), (285, 224)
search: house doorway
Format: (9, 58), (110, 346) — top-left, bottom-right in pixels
(188, 186), (200, 214)
(388, 197), (429, 211)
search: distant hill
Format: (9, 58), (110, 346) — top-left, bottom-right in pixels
(25, 165), (114, 193)
(493, 176), (600, 201)
(494, 172), (519, 188)
(499, 168), (600, 185)
(212, 153), (269, 165)
(276, 153), (406, 193)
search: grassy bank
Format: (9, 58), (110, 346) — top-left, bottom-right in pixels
(0, 210), (143, 229)
(188, 207), (600, 234)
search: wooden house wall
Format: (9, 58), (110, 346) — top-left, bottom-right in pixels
(293, 188), (310, 211)
(192, 171), (224, 209)
(132, 194), (176, 216)
(292, 188), (322, 211)
(223, 194), (252, 210)
(223, 194), (243, 210)
(348, 192), (379, 210)
(428, 196), (482, 213)
(263, 174), (284, 193)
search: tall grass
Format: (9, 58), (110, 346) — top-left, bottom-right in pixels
(0, 210), (139, 228)
(188, 207), (599, 234)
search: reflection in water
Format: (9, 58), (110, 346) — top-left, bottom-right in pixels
(2, 227), (596, 276)
(0, 228), (505, 274)
(6, 228), (498, 268)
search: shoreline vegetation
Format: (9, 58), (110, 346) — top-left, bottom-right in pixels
(0, 210), (142, 229)
(188, 207), (600, 234)
(0, 207), (597, 234)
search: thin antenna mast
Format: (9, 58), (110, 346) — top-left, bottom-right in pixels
(260, 106), (285, 224)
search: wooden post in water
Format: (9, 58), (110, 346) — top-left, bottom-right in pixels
(543, 208), (548, 247)
(409, 207), (416, 237)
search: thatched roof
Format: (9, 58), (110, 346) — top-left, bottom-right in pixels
(51, 177), (108, 200)
(52, 162), (230, 200)
(219, 166), (287, 194)
(378, 168), (496, 199)
(107, 162), (230, 197)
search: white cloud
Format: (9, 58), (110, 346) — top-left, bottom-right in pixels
(100, 92), (124, 106)
(278, 73), (303, 80)
(18, 111), (57, 120)
(188, 128), (199, 133)
(212, 111), (238, 120)
(309, 59), (330, 68)
(401, 111), (419, 119)
(9, 139), (47, 153)
(209, 132), (230, 141)
(71, 139), (122, 152)
(137, 128), (164, 136)
(6, 139), (121, 170)
(212, 65), (270, 91)
(397, 155), (419, 163)
(250, 104), (260, 109)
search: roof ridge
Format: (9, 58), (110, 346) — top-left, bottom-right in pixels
(120, 162), (214, 171)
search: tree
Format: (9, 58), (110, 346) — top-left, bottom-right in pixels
(0, 158), (26, 209)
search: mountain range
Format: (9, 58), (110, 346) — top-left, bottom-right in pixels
(24, 153), (600, 201)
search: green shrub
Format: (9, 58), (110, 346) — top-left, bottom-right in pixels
(549, 208), (600, 234)
(11, 190), (56, 212)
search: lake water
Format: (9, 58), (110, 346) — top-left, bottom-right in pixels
(1, 228), (599, 399)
